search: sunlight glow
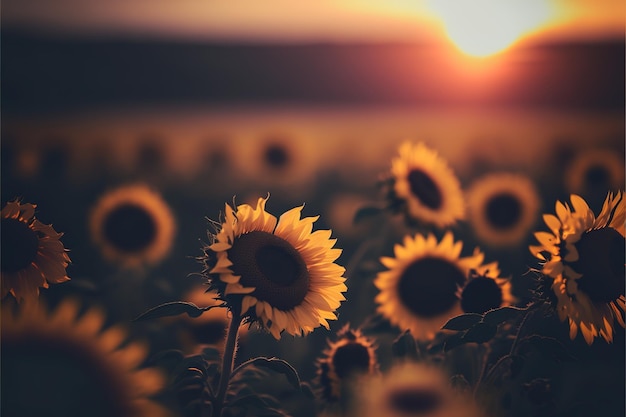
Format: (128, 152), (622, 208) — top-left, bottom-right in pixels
(428, 0), (553, 57)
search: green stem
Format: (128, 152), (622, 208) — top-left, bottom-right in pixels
(212, 311), (243, 417)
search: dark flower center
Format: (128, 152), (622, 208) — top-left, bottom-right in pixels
(398, 257), (465, 318)
(485, 193), (522, 230)
(331, 342), (371, 379)
(584, 165), (609, 186)
(571, 227), (625, 302)
(264, 143), (289, 169)
(407, 169), (443, 210)
(1, 218), (40, 273)
(103, 204), (157, 252)
(228, 231), (309, 311)
(387, 387), (442, 413)
(460, 276), (503, 313)
(2, 337), (130, 417)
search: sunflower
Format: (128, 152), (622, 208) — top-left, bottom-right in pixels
(375, 232), (500, 340)
(316, 324), (378, 402)
(1, 200), (70, 303)
(564, 148), (625, 196)
(458, 269), (516, 314)
(466, 173), (540, 247)
(390, 141), (465, 228)
(89, 184), (176, 269)
(349, 362), (482, 417)
(1, 299), (169, 417)
(203, 195), (347, 339)
(529, 191), (625, 344)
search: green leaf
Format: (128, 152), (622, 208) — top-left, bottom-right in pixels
(483, 306), (526, 326)
(133, 301), (218, 321)
(353, 205), (384, 224)
(392, 330), (420, 360)
(462, 322), (498, 344)
(442, 313), (483, 331)
(246, 357), (301, 391)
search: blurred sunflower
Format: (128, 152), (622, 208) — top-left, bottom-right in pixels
(564, 148), (625, 195)
(530, 191), (625, 344)
(458, 269), (516, 314)
(375, 232), (499, 340)
(349, 362), (482, 417)
(389, 141), (465, 228)
(89, 184), (176, 269)
(1, 200), (70, 303)
(316, 324), (378, 402)
(1, 300), (169, 417)
(203, 196), (347, 339)
(466, 173), (540, 247)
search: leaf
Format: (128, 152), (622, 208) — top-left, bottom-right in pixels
(462, 322), (498, 344)
(392, 330), (420, 360)
(483, 306), (527, 326)
(133, 301), (218, 321)
(519, 335), (576, 361)
(145, 348), (185, 368)
(509, 355), (525, 379)
(442, 313), (483, 331)
(245, 357), (301, 391)
(443, 331), (468, 352)
(227, 393), (280, 409)
(353, 205), (384, 224)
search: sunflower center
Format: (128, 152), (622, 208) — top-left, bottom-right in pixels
(2, 338), (130, 417)
(408, 169), (442, 210)
(570, 227), (625, 302)
(264, 143), (289, 169)
(398, 257), (465, 318)
(584, 165), (609, 186)
(102, 203), (156, 252)
(229, 231), (309, 311)
(332, 342), (371, 379)
(387, 387), (442, 414)
(460, 276), (503, 313)
(1, 218), (39, 273)
(485, 193), (522, 230)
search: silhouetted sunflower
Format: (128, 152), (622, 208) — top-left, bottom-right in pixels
(1, 300), (169, 417)
(203, 196), (347, 339)
(1, 200), (70, 303)
(564, 148), (624, 195)
(466, 173), (540, 247)
(350, 362), (482, 417)
(375, 232), (499, 340)
(89, 184), (176, 269)
(390, 141), (465, 228)
(316, 324), (378, 402)
(530, 191), (625, 344)
(458, 269), (516, 314)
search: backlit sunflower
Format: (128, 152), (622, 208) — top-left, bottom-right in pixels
(390, 141), (465, 228)
(564, 148), (625, 195)
(349, 362), (482, 417)
(1, 200), (70, 303)
(466, 173), (540, 247)
(316, 324), (378, 402)
(529, 191), (625, 344)
(89, 184), (176, 269)
(203, 195), (347, 339)
(375, 232), (500, 340)
(458, 270), (516, 314)
(1, 300), (169, 417)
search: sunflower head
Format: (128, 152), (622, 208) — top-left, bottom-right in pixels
(387, 141), (465, 228)
(458, 269), (516, 314)
(375, 231), (500, 340)
(529, 191), (625, 344)
(201, 195), (347, 339)
(1, 299), (169, 417)
(89, 184), (176, 269)
(1, 199), (70, 303)
(315, 324), (378, 402)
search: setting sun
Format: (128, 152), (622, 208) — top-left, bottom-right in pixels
(428, 0), (553, 57)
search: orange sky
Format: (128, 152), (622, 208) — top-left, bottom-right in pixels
(2, 0), (624, 44)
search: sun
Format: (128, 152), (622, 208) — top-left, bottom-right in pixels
(428, 0), (552, 57)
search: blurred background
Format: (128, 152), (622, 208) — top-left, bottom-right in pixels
(1, 0), (624, 412)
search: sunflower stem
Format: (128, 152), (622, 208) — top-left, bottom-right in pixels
(213, 311), (243, 417)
